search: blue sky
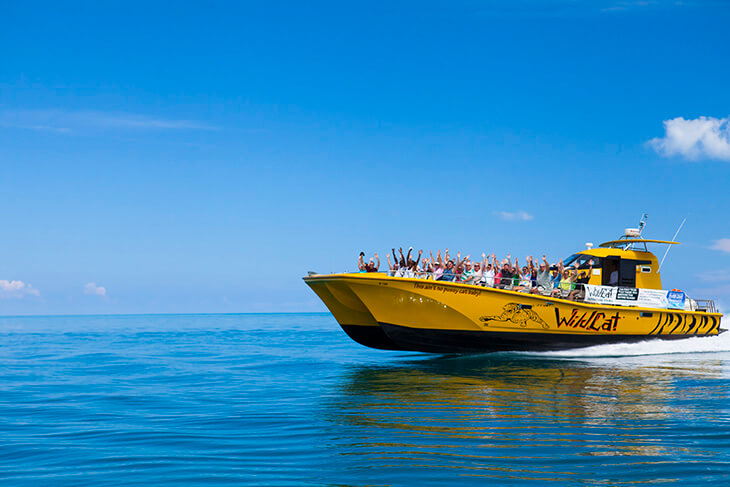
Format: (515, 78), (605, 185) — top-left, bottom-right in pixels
(1, 0), (730, 315)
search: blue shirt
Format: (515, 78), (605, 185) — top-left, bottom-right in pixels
(551, 274), (561, 289)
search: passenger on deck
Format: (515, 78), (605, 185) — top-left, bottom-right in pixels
(551, 259), (566, 297)
(569, 259), (593, 300)
(358, 252), (380, 272)
(514, 258), (532, 292)
(498, 255), (514, 289)
(609, 267), (619, 286)
(482, 254), (496, 287)
(532, 255), (552, 295)
(438, 260), (456, 281)
(461, 259), (476, 283)
(421, 257), (435, 278)
(431, 250), (445, 281)
(386, 253), (399, 275)
(473, 254), (488, 286)
(557, 268), (575, 297)
(550, 263), (562, 293)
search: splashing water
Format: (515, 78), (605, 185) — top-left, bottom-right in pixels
(528, 330), (730, 358)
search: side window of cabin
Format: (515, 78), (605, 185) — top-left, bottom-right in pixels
(602, 257), (619, 286)
(602, 257), (651, 287)
(619, 260), (637, 288)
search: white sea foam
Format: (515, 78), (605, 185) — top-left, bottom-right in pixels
(529, 331), (730, 358)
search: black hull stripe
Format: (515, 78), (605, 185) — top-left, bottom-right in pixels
(339, 324), (406, 351)
(649, 314), (665, 335)
(378, 322), (719, 354)
(669, 314), (684, 335)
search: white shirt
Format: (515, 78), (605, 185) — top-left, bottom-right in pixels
(609, 270), (618, 286)
(484, 269), (495, 287)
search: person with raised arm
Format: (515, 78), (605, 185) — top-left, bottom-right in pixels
(483, 253), (497, 287)
(438, 259), (456, 281)
(570, 259), (594, 300)
(550, 258), (564, 296)
(497, 254), (514, 289)
(386, 252), (399, 276)
(461, 258), (476, 284)
(514, 257), (532, 292)
(397, 247), (407, 268)
(431, 250), (445, 280)
(454, 252), (471, 282)
(413, 249), (422, 269)
(529, 256), (538, 288)
(365, 253), (380, 272)
(422, 257), (435, 278)
(557, 261), (577, 298)
(474, 253), (487, 286)
(358, 252), (366, 272)
(532, 254), (553, 295)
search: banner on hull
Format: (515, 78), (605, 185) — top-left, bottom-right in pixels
(584, 284), (687, 310)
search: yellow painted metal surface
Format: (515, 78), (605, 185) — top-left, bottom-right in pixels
(575, 248), (663, 289)
(305, 273), (722, 338)
(599, 239), (680, 247)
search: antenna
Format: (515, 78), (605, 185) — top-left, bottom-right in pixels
(638, 213), (648, 236)
(657, 217), (687, 273)
(626, 213), (648, 250)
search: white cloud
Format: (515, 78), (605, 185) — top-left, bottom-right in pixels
(84, 282), (107, 297)
(494, 210), (534, 221)
(0, 280), (40, 299)
(710, 239), (730, 253)
(649, 116), (730, 161)
(0, 109), (217, 134)
(698, 268), (730, 282)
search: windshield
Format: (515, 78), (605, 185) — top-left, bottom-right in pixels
(562, 254), (601, 269)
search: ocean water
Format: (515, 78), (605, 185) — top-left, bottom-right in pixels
(1, 313), (730, 486)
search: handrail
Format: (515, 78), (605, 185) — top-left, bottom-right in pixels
(354, 269), (717, 312)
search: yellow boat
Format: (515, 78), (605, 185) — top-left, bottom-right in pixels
(304, 229), (723, 353)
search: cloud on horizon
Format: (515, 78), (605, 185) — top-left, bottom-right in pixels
(0, 280), (40, 299)
(84, 282), (107, 297)
(648, 116), (730, 161)
(0, 109), (218, 134)
(494, 210), (534, 221)
(710, 238), (730, 253)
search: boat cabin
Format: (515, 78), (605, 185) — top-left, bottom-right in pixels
(561, 236), (678, 291)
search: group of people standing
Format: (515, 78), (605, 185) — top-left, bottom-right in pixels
(358, 247), (594, 300)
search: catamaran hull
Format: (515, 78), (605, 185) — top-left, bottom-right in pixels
(379, 322), (703, 353)
(303, 273), (723, 353)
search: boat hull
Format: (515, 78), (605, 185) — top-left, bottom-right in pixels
(304, 273), (723, 353)
(379, 322), (701, 353)
(303, 276), (402, 350)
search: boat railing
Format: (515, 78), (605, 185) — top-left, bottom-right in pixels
(694, 299), (718, 313)
(370, 270), (718, 313)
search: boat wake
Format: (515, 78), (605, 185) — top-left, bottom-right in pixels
(523, 330), (730, 358)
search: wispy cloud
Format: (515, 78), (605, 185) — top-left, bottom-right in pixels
(0, 109), (218, 134)
(648, 116), (730, 161)
(83, 282), (107, 297)
(0, 280), (40, 299)
(494, 210), (534, 221)
(698, 268), (730, 282)
(710, 238), (730, 253)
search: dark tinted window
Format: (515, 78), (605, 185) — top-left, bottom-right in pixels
(563, 254), (602, 269)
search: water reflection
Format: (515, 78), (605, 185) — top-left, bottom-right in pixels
(321, 354), (729, 484)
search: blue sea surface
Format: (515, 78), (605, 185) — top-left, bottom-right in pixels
(1, 313), (730, 485)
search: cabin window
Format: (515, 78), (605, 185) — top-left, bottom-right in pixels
(619, 259), (637, 287)
(601, 257), (652, 287)
(562, 254), (602, 269)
